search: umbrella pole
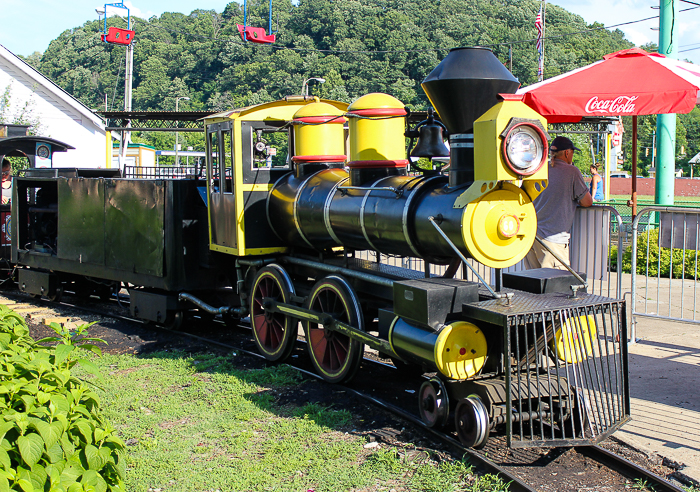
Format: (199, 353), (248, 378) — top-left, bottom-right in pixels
(631, 115), (638, 218)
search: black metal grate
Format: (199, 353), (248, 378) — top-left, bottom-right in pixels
(465, 293), (630, 447)
(506, 300), (629, 447)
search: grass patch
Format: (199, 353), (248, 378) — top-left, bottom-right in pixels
(75, 350), (506, 491)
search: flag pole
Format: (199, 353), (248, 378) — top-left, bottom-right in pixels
(542, 1), (546, 81)
(536, 0), (546, 82)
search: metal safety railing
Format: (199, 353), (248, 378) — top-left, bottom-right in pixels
(353, 250), (492, 284)
(570, 205), (624, 299)
(630, 207), (700, 336)
(124, 165), (204, 179)
(355, 204), (625, 299)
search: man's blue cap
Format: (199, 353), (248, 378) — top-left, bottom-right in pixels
(550, 136), (580, 152)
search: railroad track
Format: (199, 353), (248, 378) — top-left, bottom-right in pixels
(2, 290), (689, 492)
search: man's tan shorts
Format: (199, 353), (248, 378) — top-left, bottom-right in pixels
(524, 238), (569, 270)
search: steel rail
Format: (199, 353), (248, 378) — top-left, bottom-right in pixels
(578, 445), (686, 492)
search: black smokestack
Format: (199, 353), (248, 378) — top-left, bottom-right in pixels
(422, 47), (520, 186)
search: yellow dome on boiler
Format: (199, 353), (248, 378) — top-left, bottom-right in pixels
(293, 102), (346, 120)
(348, 93), (405, 112)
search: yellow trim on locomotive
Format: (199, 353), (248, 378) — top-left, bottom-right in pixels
(292, 102), (347, 158)
(434, 321), (488, 380)
(473, 99), (549, 185)
(461, 182), (537, 268)
(233, 117), (246, 256)
(241, 184), (275, 192)
(550, 314), (598, 364)
(210, 244), (238, 255)
(203, 98), (350, 257)
(347, 93), (406, 162)
(245, 247), (289, 255)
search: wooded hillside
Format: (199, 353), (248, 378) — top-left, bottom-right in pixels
(24, 0), (700, 175)
(35, 0), (633, 113)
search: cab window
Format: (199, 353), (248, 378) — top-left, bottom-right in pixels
(251, 128), (290, 170)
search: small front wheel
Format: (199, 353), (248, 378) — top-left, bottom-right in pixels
(455, 395), (490, 449)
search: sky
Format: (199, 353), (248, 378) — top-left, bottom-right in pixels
(0, 0), (231, 56)
(1, 0), (700, 64)
(548, 0), (700, 64)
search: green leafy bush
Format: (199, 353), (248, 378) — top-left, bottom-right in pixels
(0, 306), (124, 491)
(613, 229), (700, 279)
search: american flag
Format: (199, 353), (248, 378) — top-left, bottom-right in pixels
(535, 3), (544, 79)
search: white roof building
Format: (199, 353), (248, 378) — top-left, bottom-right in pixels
(0, 43), (107, 168)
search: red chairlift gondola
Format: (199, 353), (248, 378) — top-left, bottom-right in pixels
(102, 26), (135, 45)
(98, 2), (134, 45)
(236, 0), (277, 44)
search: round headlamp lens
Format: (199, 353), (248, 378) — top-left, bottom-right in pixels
(503, 124), (546, 176)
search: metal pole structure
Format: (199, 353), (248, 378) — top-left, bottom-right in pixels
(120, 41), (133, 171)
(542, 1), (546, 79)
(175, 96), (190, 166)
(604, 131), (610, 201)
(632, 116), (638, 218)
(301, 77), (325, 96)
(656, 0), (678, 206)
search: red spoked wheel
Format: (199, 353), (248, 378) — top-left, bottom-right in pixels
(250, 265), (298, 362)
(304, 275), (364, 384)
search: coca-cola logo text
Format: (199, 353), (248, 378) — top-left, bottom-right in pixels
(585, 96), (638, 114)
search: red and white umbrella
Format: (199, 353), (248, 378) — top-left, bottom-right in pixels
(516, 48), (700, 214)
(517, 48), (700, 123)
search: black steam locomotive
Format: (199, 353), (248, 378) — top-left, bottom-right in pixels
(7, 48), (629, 448)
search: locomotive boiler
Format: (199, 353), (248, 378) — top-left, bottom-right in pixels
(10, 47), (629, 449)
(267, 50), (547, 268)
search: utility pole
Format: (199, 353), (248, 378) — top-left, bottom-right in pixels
(656, 0), (678, 206)
(119, 41), (134, 171)
(175, 96), (190, 166)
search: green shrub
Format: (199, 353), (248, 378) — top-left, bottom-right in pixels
(608, 244), (619, 272)
(0, 306), (125, 491)
(620, 229), (700, 279)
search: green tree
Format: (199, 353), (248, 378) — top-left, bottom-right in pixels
(35, 0), (637, 151)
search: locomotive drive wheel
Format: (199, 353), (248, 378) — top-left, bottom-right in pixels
(304, 275), (363, 384)
(418, 377), (450, 428)
(455, 395), (490, 448)
(250, 265), (298, 362)
(46, 286), (63, 303)
(162, 311), (185, 331)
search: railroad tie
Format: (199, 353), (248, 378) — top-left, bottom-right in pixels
(41, 317), (71, 327)
(13, 306), (44, 314)
(64, 319), (90, 330)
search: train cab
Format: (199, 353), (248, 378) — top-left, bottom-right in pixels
(203, 97), (349, 258)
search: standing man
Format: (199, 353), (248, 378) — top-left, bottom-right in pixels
(524, 136), (593, 270)
(1, 159), (12, 205)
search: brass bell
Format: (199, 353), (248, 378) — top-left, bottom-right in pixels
(410, 110), (450, 158)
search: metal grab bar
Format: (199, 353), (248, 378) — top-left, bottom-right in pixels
(534, 236), (588, 297)
(427, 216), (511, 301)
(338, 185), (403, 197)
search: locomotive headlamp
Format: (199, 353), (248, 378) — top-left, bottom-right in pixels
(502, 122), (547, 176)
(471, 98), (549, 186)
